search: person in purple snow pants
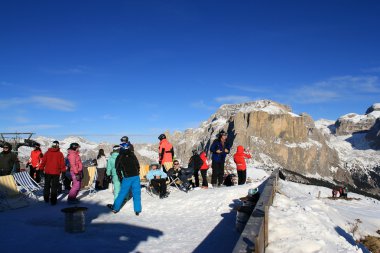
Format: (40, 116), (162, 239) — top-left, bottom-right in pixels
(67, 143), (83, 204)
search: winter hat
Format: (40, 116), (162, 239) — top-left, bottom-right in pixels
(34, 143), (41, 148)
(158, 134), (166, 141)
(52, 140), (59, 147)
(69, 143), (80, 150)
(112, 145), (120, 151)
(218, 130), (227, 138)
(120, 136), (129, 143)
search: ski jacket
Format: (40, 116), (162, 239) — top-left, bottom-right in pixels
(116, 149), (140, 179)
(158, 139), (174, 164)
(188, 154), (203, 171)
(96, 156), (107, 168)
(210, 139), (230, 163)
(40, 148), (65, 175)
(67, 149), (83, 174)
(106, 152), (119, 177)
(200, 152), (209, 170)
(233, 146), (252, 171)
(146, 168), (167, 181)
(29, 149), (43, 168)
(0, 151), (17, 173)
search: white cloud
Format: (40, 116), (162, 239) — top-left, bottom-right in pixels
(0, 96), (76, 111)
(5, 124), (61, 132)
(291, 75), (380, 104)
(214, 95), (252, 104)
(190, 100), (216, 110)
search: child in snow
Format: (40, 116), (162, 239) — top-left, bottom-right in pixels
(233, 145), (252, 185)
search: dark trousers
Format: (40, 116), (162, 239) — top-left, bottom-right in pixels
(29, 166), (41, 183)
(0, 168), (11, 176)
(193, 169), (200, 187)
(201, 170), (208, 187)
(211, 162), (225, 186)
(62, 171), (72, 191)
(150, 178), (167, 196)
(237, 170), (247, 185)
(96, 168), (106, 189)
(44, 174), (60, 205)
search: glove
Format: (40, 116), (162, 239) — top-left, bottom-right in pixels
(75, 174), (81, 180)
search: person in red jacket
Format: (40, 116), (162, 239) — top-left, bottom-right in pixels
(28, 143), (43, 183)
(233, 145), (252, 185)
(199, 151), (210, 189)
(39, 140), (65, 205)
(158, 134), (174, 173)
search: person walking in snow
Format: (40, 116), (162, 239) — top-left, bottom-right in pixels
(67, 143), (83, 204)
(146, 163), (169, 199)
(188, 149), (203, 188)
(233, 145), (252, 185)
(109, 147), (141, 215)
(0, 142), (17, 176)
(28, 143), (43, 183)
(158, 134), (174, 173)
(96, 149), (107, 190)
(39, 141), (65, 205)
(106, 145), (121, 200)
(210, 130), (230, 187)
(199, 151), (210, 189)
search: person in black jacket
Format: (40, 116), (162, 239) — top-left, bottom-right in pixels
(0, 143), (17, 176)
(188, 149), (203, 188)
(109, 147), (141, 215)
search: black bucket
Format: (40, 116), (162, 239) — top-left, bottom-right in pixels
(236, 205), (254, 233)
(61, 207), (88, 233)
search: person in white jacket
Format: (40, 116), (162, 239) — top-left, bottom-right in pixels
(96, 149), (108, 190)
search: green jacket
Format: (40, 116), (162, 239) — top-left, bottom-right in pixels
(106, 152), (119, 177)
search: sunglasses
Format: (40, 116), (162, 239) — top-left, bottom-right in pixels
(174, 163), (179, 165)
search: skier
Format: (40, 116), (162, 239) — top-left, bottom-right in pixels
(188, 149), (203, 188)
(233, 145), (252, 185)
(199, 151), (210, 189)
(28, 143), (43, 183)
(146, 163), (169, 199)
(109, 147), (141, 215)
(96, 149), (107, 190)
(0, 142), (17, 176)
(210, 130), (230, 187)
(67, 143), (83, 204)
(106, 145), (121, 200)
(158, 134), (174, 173)
(39, 141), (66, 205)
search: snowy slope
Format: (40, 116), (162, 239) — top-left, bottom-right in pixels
(0, 169), (268, 253)
(267, 180), (380, 253)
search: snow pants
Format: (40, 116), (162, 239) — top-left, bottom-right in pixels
(211, 161), (225, 186)
(68, 171), (82, 200)
(113, 176), (141, 213)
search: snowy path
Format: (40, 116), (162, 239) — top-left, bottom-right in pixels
(0, 169), (268, 253)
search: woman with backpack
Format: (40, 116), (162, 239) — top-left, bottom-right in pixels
(67, 143), (83, 204)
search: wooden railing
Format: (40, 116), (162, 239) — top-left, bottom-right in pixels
(233, 169), (279, 253)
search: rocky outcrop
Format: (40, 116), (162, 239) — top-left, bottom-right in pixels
(335, 104), (380, 135)
(366, 118), (380, 149)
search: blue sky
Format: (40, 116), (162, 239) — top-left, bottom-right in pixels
(1, 0), (380, 143)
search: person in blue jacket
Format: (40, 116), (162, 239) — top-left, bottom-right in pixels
(146, 163), (169, 199)
(210, 130), (230, 187)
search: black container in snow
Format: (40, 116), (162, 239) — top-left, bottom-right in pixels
(61, 207), (88, 233)
(235, 205), (254, 233)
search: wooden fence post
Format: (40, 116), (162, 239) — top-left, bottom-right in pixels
(265, 206), (269, 248)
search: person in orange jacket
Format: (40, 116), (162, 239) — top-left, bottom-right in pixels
(39, 141), (66, 205)
(28, 143), (43, 183)
(233, 145), (252, 185)
(199, 151), (210, 189)
(158, 134), (174, 173)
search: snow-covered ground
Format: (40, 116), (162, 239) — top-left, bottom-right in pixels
(0, 168), (268, 253)
(267, 180), (380, 253)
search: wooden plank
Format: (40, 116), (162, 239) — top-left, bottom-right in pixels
(265, 206), (269, 247)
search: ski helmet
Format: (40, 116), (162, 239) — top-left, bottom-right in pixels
(69, 143), (80, 150)
(120, 136), (129, 143)
(158, 134), (166, 141)
(52, 140), (59, 147)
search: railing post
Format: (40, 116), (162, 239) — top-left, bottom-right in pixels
(265, 205), (269, 248)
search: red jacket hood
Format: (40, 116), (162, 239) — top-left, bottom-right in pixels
(48, 147), (61, 152)
(236, 146), (244, 154)
(200, 152), (207, 159)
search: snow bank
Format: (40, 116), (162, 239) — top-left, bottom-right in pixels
(267, 180), (380, 253)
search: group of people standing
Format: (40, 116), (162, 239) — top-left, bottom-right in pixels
(0, 130), (253, 215)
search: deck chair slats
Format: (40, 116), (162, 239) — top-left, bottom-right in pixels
(13, 172), (42, 200)
(0, 175), (29, 210)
